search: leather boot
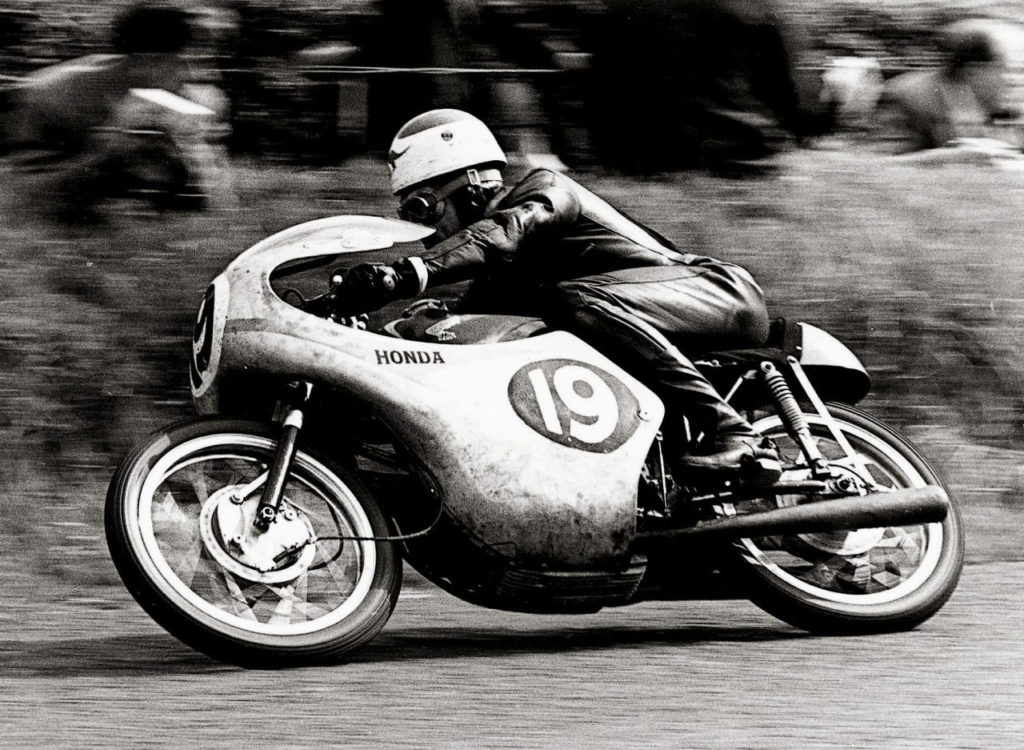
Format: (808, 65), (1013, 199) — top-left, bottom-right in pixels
(638, 344), (782, 488)
(665, 383), (782, 487)
(677, 432), (782, 487)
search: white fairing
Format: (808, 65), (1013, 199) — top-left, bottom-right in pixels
(191, 216), (664, 566)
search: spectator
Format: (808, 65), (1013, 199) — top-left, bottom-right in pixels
(365, 0), (483, 149)
(365, 0), (568, 169)
(820, 56), (885, 132)
(4, 1), (231, 219)
(870, 18), (1024, 159)
(586, 0), (827, 174)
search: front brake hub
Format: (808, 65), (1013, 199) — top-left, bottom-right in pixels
(199, 486), (317, 584)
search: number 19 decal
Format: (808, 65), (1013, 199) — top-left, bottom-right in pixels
(509, 359), (641, 453)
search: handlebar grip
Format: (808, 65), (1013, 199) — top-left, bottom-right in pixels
(379, 268), (398, 292)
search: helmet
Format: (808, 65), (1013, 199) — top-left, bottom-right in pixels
(387, 109), (506, 195)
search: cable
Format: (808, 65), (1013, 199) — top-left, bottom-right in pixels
(274, 487), (446, 564)
(318, 493), (446, 543)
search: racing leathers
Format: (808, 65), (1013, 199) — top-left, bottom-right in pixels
(376, 168), (773, 470)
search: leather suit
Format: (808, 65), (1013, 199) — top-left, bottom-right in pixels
(415, 168), (771, 444)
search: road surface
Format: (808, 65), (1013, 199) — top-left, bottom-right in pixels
(1, 562), (1021, 749)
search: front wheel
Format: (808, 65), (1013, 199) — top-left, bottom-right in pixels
(736, 404), (964, 634)
(105, 417), (401, 666)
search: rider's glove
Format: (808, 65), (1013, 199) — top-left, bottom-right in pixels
(333, 258), (428, 315)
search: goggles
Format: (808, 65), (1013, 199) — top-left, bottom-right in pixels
(398, 190), (446, 225)
(397, 168), (500, 225)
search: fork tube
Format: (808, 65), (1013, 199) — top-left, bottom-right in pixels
(255, 382), (312, 530)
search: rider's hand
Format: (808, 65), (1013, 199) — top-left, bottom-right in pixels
(331, 259), (427, 316)
(338, 263), (398, 314)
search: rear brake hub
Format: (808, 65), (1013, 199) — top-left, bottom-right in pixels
(776, 466), (886, 555)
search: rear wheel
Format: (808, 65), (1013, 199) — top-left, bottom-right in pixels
(105, 417), (401, 666)
(737, 404), (964, 634)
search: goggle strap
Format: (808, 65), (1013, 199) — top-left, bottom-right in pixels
(399, 168), (502, 223)
(433, 167), (499, 199)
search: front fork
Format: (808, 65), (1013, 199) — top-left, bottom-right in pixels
(254, 380), (313, 530)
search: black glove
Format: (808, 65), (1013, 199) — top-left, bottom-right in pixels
(331, 259), (424, 316)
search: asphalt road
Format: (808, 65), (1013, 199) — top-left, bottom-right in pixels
(1, 562), (1021, 750)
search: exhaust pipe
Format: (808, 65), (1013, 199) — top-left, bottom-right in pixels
(637, 486), (949, 542)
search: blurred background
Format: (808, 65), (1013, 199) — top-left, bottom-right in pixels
(0, 0), (1022, 588)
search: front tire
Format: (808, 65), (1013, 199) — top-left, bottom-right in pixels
(105, 417), (401, 666)
(737, 404), (964, 634)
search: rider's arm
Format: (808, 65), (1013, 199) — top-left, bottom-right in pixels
(333, 171), (580, 313)
(417, 169), (582, 287)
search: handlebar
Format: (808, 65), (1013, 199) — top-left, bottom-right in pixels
(283, 279), (369, 329)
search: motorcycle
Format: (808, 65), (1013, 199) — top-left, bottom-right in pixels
(105, 215), (964, 666)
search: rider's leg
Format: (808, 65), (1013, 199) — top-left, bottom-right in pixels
(549, 262), (780, 483)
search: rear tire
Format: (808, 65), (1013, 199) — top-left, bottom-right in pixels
(737, 404), (964, 634)
(105, 417), (401, 666)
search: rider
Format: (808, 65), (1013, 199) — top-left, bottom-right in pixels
(335, 109), (781, 485)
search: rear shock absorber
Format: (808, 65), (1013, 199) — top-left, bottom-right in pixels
(760, 362), (830, 477)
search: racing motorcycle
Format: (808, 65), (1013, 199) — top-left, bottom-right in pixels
(105, 215), (964, 666)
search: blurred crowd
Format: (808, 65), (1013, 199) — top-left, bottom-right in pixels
(1, 0), (1024, 217)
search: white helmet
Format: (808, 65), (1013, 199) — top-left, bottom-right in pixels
(387, 109), (507, 195)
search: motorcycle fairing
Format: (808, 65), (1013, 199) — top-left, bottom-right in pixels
(192, 216), (665, 566)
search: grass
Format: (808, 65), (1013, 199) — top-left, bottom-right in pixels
(0, 146), (1021, 588)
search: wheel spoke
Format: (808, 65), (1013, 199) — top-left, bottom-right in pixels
(322, 546), (360, 595)
(291, 600), (333, 621)
(187, 466), (210, 505)
(268, 588), (296, 625)
(172, 535), (210, 588)
(152, 488), (210, 585)
(262, 576), (332, 624)
(220, 572), (260, 622)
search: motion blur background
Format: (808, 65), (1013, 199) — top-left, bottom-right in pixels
(0, 0), (1022, 586)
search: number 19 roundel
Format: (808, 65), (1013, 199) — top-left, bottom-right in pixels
(508, 359), (642, 453)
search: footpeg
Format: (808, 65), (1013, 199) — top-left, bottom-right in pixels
(678, 436), (783, 490)
(738, 455), (783, 488)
